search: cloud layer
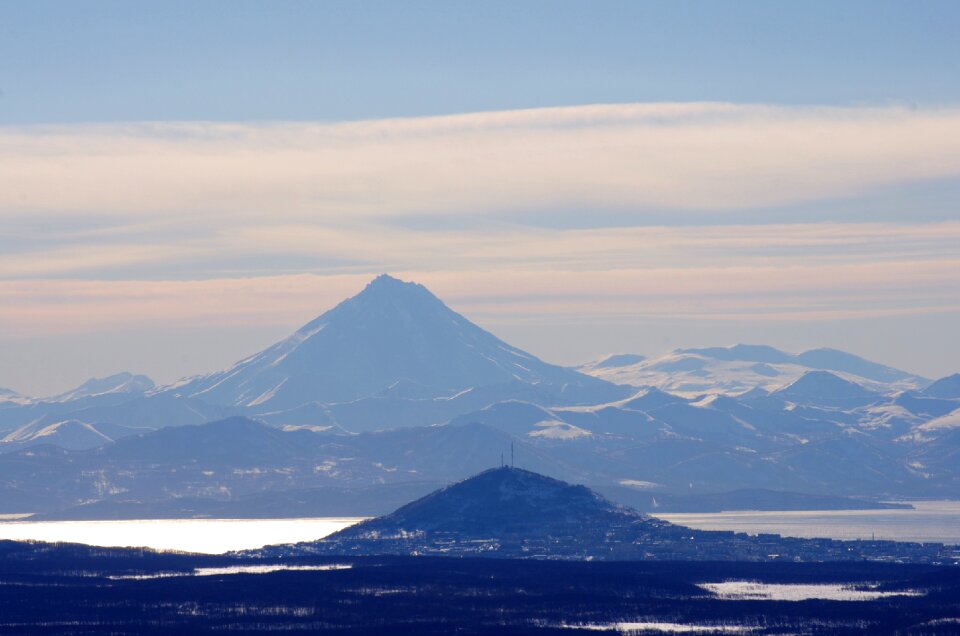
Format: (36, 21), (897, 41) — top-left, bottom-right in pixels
(0, 103), (958, 383)
(4, 103), (960, 221)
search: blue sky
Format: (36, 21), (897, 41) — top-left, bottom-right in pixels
(1, 2), (959, 395)
(4, 1), (960, 123)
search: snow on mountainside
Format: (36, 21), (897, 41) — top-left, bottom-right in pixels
(917, 407), (960, 432)
(577, 344), (928, 396)
(165, 274), (623, 410)
(51, 372), (155, 402)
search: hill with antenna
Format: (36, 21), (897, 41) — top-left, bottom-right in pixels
(256, 466), (953, 563)
(335, 466), (635, 536)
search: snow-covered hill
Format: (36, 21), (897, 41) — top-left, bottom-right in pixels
(2, 419), (116, 452)
(577, 344), (928, 396)
(51, 373), (155, 402)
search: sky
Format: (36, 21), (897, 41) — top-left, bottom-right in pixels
(2, 1), (959, 396)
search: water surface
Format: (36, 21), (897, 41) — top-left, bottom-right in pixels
(0, 517), (364, 554)
(2, 500), (959, 554)
(655, 500), (960, 544)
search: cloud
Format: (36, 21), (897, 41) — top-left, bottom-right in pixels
(1, 252), (957, 336)
(2, 103), (960, 221)
(2, 218), (958, 279)
(1, 103), (958, 342)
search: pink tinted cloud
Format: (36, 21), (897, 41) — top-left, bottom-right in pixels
(2, 257), (957, 336)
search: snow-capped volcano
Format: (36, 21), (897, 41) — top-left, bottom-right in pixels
(166, 274), (620, 409)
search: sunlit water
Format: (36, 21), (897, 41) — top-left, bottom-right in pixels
(654, 500), (960, 545)
(112, 564), (354, 579)
(2, 500), (959, 554)
(0, 517), (365, 554)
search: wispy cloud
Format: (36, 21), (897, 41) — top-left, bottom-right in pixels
(2, 253), (957, 336)
(3, 103), (960, 220)
(0, 103), (958, 342)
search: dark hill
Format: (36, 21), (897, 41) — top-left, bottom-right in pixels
(347, 466), (634, 537)
(256, 468), (952, 563)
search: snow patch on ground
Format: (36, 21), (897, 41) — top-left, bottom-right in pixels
(699, 581), (923, 601)
(619, 479), (659, 490)
(528, 420), (591, 440)
(564, 621), (752, 633)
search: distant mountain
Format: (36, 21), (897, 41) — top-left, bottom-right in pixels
(50, 372), (155, 402)
(924, 373), (960, 399)
(619, 387), (688, 411)
(793, 348), (921, 384)
(0, 393), (237, 447)
(449, 400), (592, 440)
(262, 467), (949, 563)
(165, 275), (625, 411)
(585, 353), (647, 369)
(771, 371), (878, 406)
(677, 344), (793, 364)
(577, 344), (928, 396)
(0, 419), (143, 453)
(0, 387), (29, 406)
(894, 392), (960, 418)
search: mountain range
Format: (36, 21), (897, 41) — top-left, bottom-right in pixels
(0, 274), (957, 519)
(578, 344), (930, 396)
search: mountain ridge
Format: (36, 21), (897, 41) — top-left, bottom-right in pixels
(577, 343), (928, 396)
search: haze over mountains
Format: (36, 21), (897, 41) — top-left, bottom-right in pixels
(0, 274), (957, 519)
